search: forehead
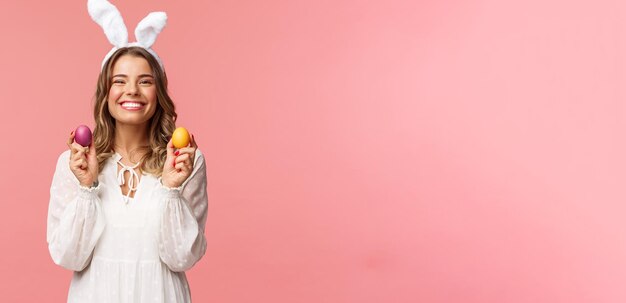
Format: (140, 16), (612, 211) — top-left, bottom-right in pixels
(112, 55), (153, 75)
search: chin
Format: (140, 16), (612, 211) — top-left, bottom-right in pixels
(114, 116), (151, 126)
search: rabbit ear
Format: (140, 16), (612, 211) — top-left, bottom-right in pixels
(87, 0), (128, 47)
(135, 12), (167, 48)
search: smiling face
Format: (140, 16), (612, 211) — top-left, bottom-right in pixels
(107, 54), (158, 126)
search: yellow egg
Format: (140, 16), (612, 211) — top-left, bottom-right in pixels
(172, 127), (191, 149)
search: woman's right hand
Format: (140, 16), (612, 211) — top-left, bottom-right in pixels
(67, 130), (99, 187)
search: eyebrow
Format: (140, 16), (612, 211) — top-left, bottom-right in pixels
(112, 74), (154, 78)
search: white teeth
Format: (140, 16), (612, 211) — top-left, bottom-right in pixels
(121, 102), (144, 108)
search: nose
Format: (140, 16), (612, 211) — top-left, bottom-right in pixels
(126, 82), (139, 95)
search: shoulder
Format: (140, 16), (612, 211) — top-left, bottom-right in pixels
(59, 149), (71, 159)
(194, 148), (205, 166)
(188, 148), (206, 180)
(52, 149), (75, 182)
(55, 149), (72, 170)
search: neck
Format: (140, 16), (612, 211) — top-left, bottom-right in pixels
(113, 122), (150, 162)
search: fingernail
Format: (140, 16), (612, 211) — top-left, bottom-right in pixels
(172, 160), (176, 167)
(174, 151), (179, 156)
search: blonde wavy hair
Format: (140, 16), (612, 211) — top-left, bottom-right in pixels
(92, 46), (177, 177)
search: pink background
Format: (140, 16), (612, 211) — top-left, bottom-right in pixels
(1, 0), (625, 302)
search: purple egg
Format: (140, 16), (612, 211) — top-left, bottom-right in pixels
(74, 125), (93, 147)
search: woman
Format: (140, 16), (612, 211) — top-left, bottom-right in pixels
(46, 2), (208, 301)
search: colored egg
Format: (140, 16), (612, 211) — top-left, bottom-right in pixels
(172, 127), (190, 149)
(74, 125), (93, 147)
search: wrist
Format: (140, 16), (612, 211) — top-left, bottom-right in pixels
(158, 177), (182, 191)
(80, 180), (99, 188)
(161, 180), (177, 188)
(78, 180), (100, 195)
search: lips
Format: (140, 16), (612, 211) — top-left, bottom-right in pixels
(119, 101), (146, 110)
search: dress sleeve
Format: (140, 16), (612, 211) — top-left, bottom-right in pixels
(157, 149), (209, 272)
(46, 150), (106, 272)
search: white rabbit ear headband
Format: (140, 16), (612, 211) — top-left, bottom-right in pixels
(87, 0), (167, 71)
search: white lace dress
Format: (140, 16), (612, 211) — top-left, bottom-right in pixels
(47, 149), (208, 303)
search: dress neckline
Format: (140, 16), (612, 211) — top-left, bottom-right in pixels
(113, 152), (142, 204)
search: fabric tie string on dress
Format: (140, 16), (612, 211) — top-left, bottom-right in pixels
(117, 159), (140, 204)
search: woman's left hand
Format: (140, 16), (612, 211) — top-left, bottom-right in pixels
(161, 134), (198, 188)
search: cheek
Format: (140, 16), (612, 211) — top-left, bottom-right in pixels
(145, 87), (157, 105)
(108, 86), (123, 102)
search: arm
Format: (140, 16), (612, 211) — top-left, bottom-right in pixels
(157, 149), (209, 272)
(46, 150), (106, 271)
